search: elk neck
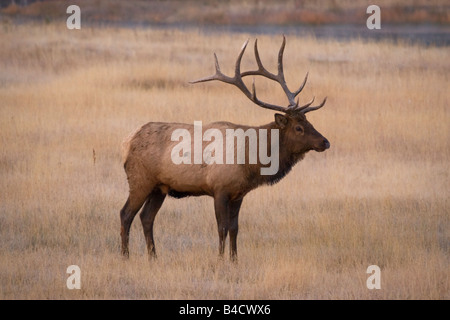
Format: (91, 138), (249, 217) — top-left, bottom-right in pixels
(246, 121), (306, 187)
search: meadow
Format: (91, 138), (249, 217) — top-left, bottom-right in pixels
(0, 22), (448, 299)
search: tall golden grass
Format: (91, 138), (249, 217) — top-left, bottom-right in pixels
(0, 23), (448, 299)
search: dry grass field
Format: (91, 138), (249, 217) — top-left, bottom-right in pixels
(0, 22), (448, 299)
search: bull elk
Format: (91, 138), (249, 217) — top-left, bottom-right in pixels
(120, 36), (330, 261)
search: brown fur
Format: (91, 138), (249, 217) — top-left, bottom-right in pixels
(120, 113), (329, 260)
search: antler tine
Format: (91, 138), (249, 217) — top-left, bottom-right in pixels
(234, 39), (250, 78)
(188, 53), (227, 84)
(294, 96), (315, 112)
(189, 40), (250, 86)
(189, 40), (248, 85)
(241, 39), (277, 80)
(277, 35), (287, 82)
(300, 97), (327, 114)
(276, 35), (298, 107)
(293, 72), (309, 98)
(253, 39), (266, 75)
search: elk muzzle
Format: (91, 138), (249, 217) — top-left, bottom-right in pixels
(314, 137), (330, 152)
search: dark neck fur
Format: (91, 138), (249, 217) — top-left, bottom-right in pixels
(263, 151), (305, 186)
(246, 122), (307, 188)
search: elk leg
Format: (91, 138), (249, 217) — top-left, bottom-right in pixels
(228, 198), (243, 262)
(214, 193), (230, 257)
(140, 189), (166, 259)
(120, 192), (149, 258)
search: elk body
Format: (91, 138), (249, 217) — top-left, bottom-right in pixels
(120, 37), (330, 261)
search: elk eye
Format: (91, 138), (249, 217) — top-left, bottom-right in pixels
(295, 126), (303, 133)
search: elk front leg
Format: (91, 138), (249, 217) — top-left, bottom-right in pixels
(228, 198), (243, 262)
(214, 193), (230, 257)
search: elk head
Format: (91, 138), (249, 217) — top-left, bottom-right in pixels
(190, 36), (330, 158)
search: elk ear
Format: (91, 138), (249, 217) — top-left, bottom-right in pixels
(274, 113), (288, 129)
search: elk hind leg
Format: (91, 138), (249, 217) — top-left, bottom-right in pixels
(120, 188), (151, 258)
(140, 188), (166, 259)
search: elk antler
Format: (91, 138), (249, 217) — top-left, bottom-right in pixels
(190, 36), (326, 115)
